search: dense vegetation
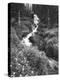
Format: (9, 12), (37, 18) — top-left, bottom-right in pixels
(9, 3), (58, 77)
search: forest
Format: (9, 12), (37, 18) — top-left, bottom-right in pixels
(8, 3), (58, 77)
